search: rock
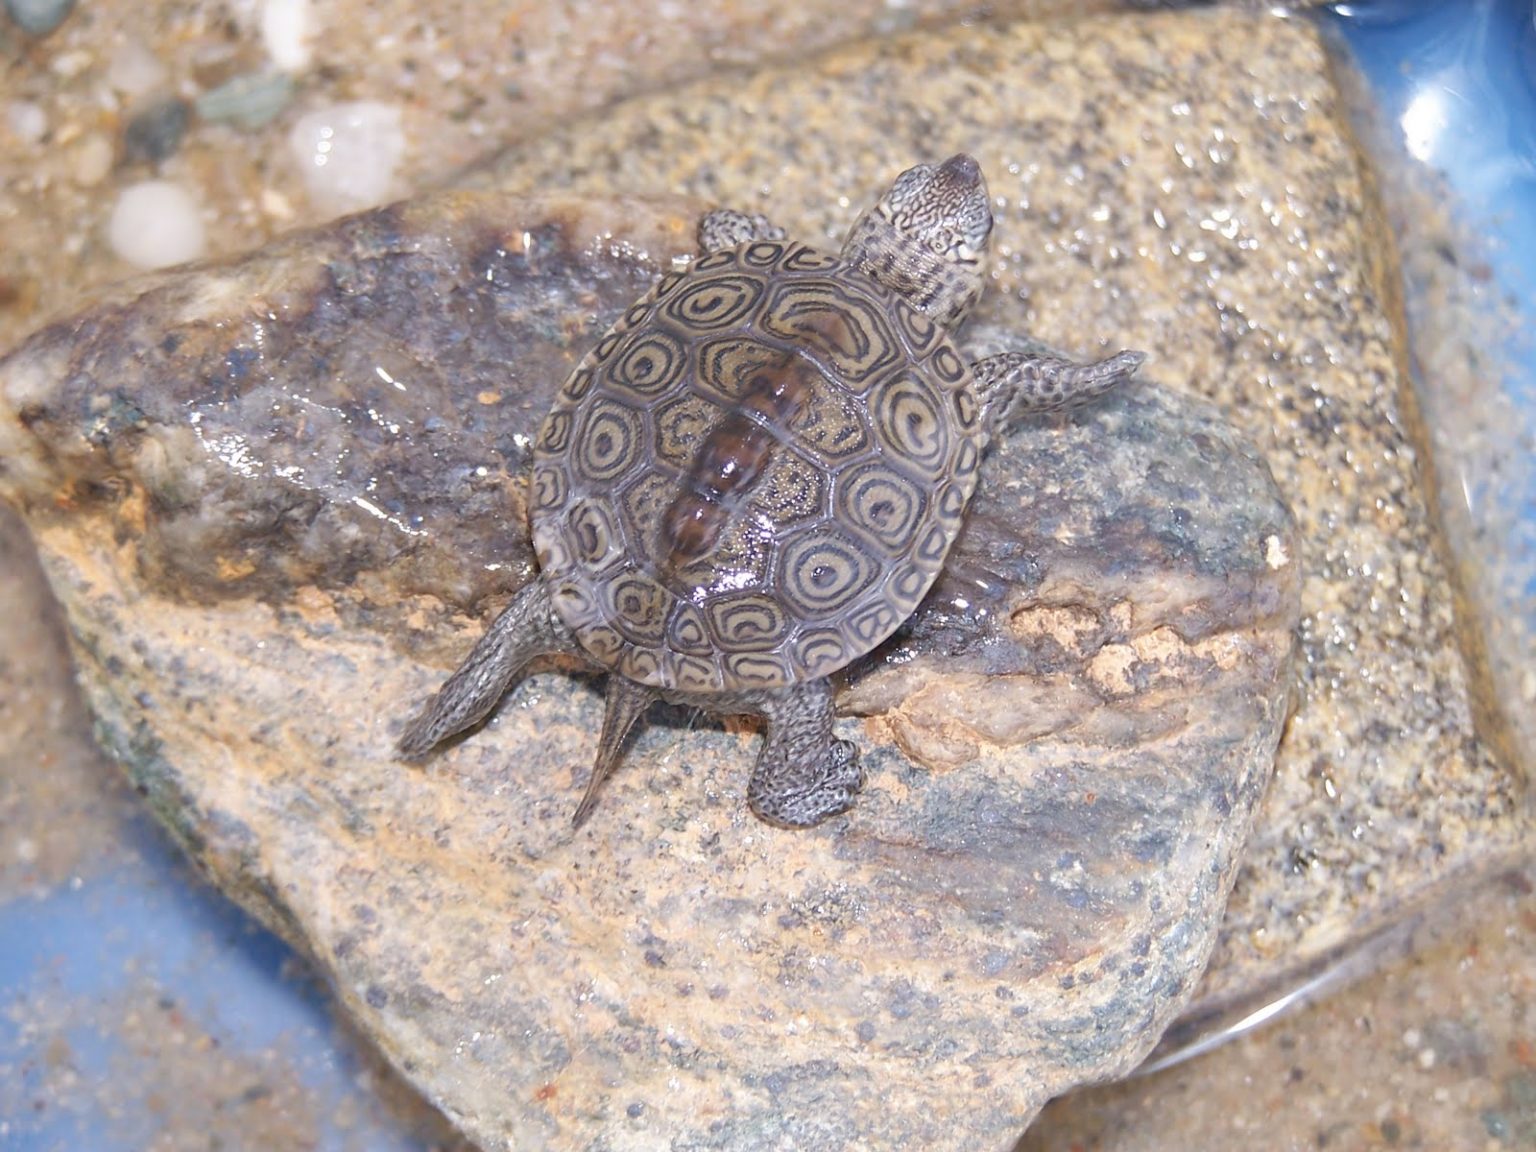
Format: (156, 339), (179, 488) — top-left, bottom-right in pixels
(121, 94), (193, 166)
(3, 0), (74, 39)
(470, 6), (1526, 1029)
(196, 72), (296, 131)
(69, 132), (114, 188)
(0, 182), (1295, 1149)
(105, 38), (168, 99)
(0, 0), (1517, 1148)
(107, 180), (207, 270)
(288, 101), (407, 215)
(261, 0), (313, 73)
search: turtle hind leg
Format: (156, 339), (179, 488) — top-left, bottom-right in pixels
(571, 677), (657, 828)
(747, 679), (863, 828)
(397, 581), (576, 758)
(972, 348), (1146, 431)
(697, 210), (786, 253)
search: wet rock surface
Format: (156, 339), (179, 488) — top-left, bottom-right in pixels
(0, 194), (680, 626)
(0, 182), (1296, 1149)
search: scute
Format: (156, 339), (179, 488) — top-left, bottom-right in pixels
(870, 373), (951, 477)
(610, 330), (687, 397)
(530, 461), (567, 515)
(665, 599), (712, 655)
(792, 629), (850, 679)
(567, 499), (625, 573)
(890, 301), (945, 358)
(530, 239), (986, 695)
(724, 652), (791, 688)
(573, 397), (646, 484)
(658, 272), (764, 331)
(605, 571), (670, 645)
(691, 335), (789, 407)
(840, 462), (927, 553)
(707, 592), (791, 652)
(758, 278), (902, 389)
(776, 527), (881, 619)
(751, 451), (826, 526)
(654, 393), (720, 471)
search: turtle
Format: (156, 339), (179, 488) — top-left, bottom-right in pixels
(397, 154), (1144, 829)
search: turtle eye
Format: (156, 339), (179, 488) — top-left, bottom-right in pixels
(927, 227), (958, 255)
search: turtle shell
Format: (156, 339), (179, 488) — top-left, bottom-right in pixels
(529, 240), (985, 695)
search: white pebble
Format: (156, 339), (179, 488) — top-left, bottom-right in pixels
(108, 180), (207, 270)
(49, 48), (92, 79)
(260, 187), (295, 220)
(288, 101), (405, 215)
(262, 0), (313, 72)
(71, 132), (114, 186)
(4, 99), (47, 144)
(106, 38), (167, 97)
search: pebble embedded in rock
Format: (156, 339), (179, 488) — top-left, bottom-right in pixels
(106, 39), (169, 98)
(107, 180), (206, 270)
(70, 133), (113, 186)
(4, 0), (75, 38)
(196, 72), (295, 131)
(262, 0), (313, 72)
(122, 96), (192, 165)
(288, 101), (405, 215)
(4, 100), (47, 146)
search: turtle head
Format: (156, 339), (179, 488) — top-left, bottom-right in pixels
(841, 154), (993, 331)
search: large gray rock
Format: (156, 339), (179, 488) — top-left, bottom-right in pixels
(473, 4), (1528, 1022)
(0, 182), (1296, 1148)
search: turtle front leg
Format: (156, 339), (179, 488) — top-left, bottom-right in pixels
(746, 679), (863, 828)
(397, 581), (579, 758)
(697, 210), (787, 253)
(972, 348), (1146, 433)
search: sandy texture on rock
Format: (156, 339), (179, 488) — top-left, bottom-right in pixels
(475, 3), (1527, 1016)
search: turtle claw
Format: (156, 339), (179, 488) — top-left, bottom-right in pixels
(749, 736), (862, 829)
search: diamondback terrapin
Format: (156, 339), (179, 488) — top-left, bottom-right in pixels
(397, 154), (1143, 829)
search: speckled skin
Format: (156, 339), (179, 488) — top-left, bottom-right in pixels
(397, 157), (1143, 828)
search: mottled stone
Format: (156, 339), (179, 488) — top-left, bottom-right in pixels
(0, 180), (1295, 1148)
(3, 0), (75, 39)
(121, 94), (192, 166)
(472, 5), (1527, 1022)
